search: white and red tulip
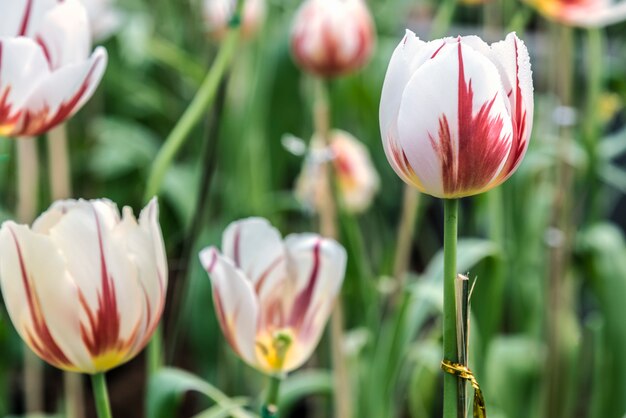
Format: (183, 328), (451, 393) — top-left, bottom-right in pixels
(203, 0), (267, 40)
(291, 0), (375, 78)
(525, 0), (626, 27)
(0, 198), (167, 373)
(0, 0), (107, 137)
(297, 130), (380, 214)
(199, 218), (346, 374)
(380, 31), (533, 199)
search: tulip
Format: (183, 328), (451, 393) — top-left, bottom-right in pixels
(524, 0), (626, 27)
(291, 0), (375, 77)
(0, 0), (107, 137)
(296, 130), (380, 214)
(79, 0), (123, 41)
(199, 218), (347, 374)
(0, 198), (167, 374)
(380, 31), (533, 199)
(203, 0), (267, 40)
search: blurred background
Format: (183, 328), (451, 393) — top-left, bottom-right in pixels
(2, 0), (626, 417)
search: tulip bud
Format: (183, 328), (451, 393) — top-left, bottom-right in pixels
(291, 0), (375, 78)
(296, 130), (380, 214)
(524, 0), (626, 27)
(203, 0), (267, 41)
(199, 218), (346, 374)
(0, 0), (107, 137)
(0, 198), (168, 373)
(379, 31), (534, 198)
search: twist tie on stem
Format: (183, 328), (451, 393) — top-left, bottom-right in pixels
(441, 359), (486, 418)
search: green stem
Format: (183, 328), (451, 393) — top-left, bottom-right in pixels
(142, 0), (243, 202)
(261, 375), (282, 418)
(443, 198), (459, 418)
(90, 373), (113, 418)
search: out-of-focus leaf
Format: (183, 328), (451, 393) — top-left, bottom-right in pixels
(407, 341), (440, 418)
(421, 239), (500, 284)
(88, 117), (159, 179)
(147, 367), (256, 418)
(190, 398), (249, 418)
(162, 163), (198, 228)
(279, 370), (333, 414)
(598, 126), (626, 159)
(598, 163), (626, 192)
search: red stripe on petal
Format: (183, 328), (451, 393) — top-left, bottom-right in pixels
(289, 240), (321, 328)
(9, 228), (72, 369)
(18, 0), (34, 36)
(0, 44), (22, 134)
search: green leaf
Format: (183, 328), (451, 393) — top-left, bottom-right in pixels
(421, 239), (500, 284)
(279, 370), (333, 414)
(146, 367), (256, 418)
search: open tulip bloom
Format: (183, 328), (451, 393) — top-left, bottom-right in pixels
(199, 218), (346, 412)
(0, 0), (107, 137)
(0, 198), (167, 374)
(380, 31), (533, 199)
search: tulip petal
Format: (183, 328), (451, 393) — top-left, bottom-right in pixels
(282, 234), (346, 371)
(35, 0), (91, 69)
(42, 200), (144, 370)
(0, 222), (93, 372)
(221, 217), (286, 288)
(488, 32), (533, 179)
(0, 38), (49, 135)
(397, 40), (514, 198)
(199, 247), (259, 367)
(0, 0), (57, 38)
(20, 46), (107, 136)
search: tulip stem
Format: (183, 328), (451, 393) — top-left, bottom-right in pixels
(90, 373), (113, 418)
(47, 123), (72, 200)
(261, 375), (282, 418)
(143, 0), (243, 202)
(443, 198), (459, 418)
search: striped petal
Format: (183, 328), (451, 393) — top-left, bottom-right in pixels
(35, 0), (91, 69)
(19, 46), (107, 136)
(0, 222), (93, 372)
(397, 40), (514, 198)
(0, 0), (58, 38)
(282, 234), (346, 372)
(199, 247), (259, 367)
(221, 217), (286, 288)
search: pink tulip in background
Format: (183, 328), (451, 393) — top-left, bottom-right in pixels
(0, 198), (167, 373)
(203, 0), (267, 40)
(199, 218), (346, 374)
(525, 0), (626, 27)
(380, 31), (533, 198)
(0, 0), (107, 137)
(291, 0), (375, 77)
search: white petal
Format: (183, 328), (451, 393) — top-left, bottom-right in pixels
(0, 38), (50, 133)
(45, 200), (144, 350)
(0, 222), (93, 372)
(199, 247), (259, 367)
(35, 0), (91, 69)
(221, 217), (286, 287)
(0, 0), (57, 37)
(282, 234), (346, 371)
(21, 47), (107, 136)
(397, 41), (514, 197)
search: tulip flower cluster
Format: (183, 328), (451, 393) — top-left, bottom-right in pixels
(0, 0), (107, 137)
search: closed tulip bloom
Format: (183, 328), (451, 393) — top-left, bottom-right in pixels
(0, 0), (107, 137)
(291, 0), (375, 77)
(380, 31), (533, 199)
(0, 198), (167, 373)
(203, 0), (267, 40)
(296, 130), (380, 213)
(525, 0), (626, 27)
(199, 218), (346, 374)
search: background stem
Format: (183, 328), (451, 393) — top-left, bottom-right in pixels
(90, 373), (113, 418)
(261, 375), (282, 418)
(443, 199), (459, 418)
(47, 124), (71, 200)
